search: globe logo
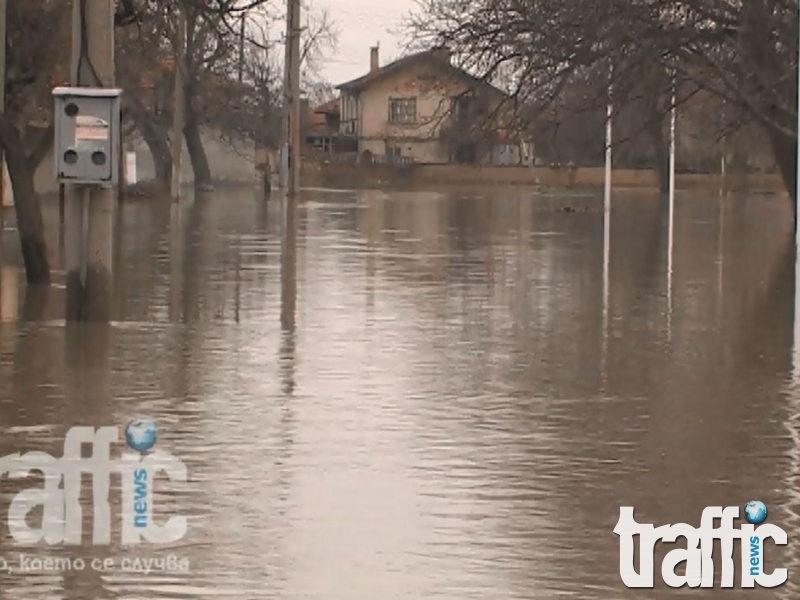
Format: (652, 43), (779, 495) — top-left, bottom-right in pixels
(125, 418), (157, 453)
(744, 501), (768, 525)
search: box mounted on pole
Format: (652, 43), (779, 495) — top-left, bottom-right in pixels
(53, 87), (122, 185)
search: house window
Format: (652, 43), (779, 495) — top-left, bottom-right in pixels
(340, 95), (358, 134)
(389, 98), (417, 124)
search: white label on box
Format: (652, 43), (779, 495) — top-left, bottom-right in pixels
(75, 115), (109, 149)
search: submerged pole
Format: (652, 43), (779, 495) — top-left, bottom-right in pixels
(0, 0), (5, 213)
(65, 0), (115, 322)
(288, 0), (301, 197)
(794, 1), (800, 379)
(170, 5), (186, 202)
(796, 1), (800, 245)
(667, 77), (677, 339)
(604, 64), (613, 208)
(280, 0), (292, 189)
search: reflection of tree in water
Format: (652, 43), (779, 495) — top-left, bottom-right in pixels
(781, 244), (800, 599)
(347, 189), (799, 596)
(280, 199), (298, 397)
(0, 319), (120, 598)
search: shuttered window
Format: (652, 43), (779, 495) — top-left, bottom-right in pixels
(388, 98), (417, 124)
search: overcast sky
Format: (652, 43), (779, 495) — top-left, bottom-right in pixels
(314, 0), (419, 85)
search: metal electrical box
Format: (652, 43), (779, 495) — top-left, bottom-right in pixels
(52, 87), (122, 185)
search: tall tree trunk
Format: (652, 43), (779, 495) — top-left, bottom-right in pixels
(127, 98), (172, 184)
(771, 129), (796, 220)
(182, 10), (212, 189)
(184, 107), (212, 187)
(738, 1), (794, 216)
(0, 121), (50, 284)
(647, 117), (669, 195)
(140, 118), (172, 184)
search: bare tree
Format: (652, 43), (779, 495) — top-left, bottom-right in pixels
(207, 0), (339, 153)
(0, 1), (70, 284)
(116, 0), (336, 186)
(300, 1), (338, 81)
(306, 81), (336, 106)
(116, 0), (278, 187)
(410, 0), (799, 205)
(117, 16), (175, 184)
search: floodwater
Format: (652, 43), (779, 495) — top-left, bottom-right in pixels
(0, 186), (797, 599)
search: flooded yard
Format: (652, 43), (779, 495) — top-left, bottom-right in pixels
(0, 187), (797, 598)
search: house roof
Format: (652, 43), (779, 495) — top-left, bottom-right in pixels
(307, 122), (338, 137)
(336, 49), (507, 99)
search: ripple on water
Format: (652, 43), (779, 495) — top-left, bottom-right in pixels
(0, 190), (795, 599)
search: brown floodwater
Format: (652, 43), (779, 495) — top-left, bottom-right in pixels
(0, 186), (797, 599)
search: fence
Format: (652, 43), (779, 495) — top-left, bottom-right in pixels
(322, 152), (415, 166)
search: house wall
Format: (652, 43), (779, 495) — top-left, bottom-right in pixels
(355, 62), (492, 164)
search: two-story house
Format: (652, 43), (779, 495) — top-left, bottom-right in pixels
(336, 46), (533, 165)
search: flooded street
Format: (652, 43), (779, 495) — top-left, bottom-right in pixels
(0, 187), (798, 598)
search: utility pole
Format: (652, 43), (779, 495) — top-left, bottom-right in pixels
(795, 1), (800, 245)
(667, 75), (677, 340)
(720, 99), (726, 194)
(288, 0), (301, 197)
(238, 13), (245, 83)
(0, 0), (6, 213)
(669, 76), (677, 207)
(604, 62), (612, 209)
(171, 4), (186, 202)
(65, 0), (115, 322)
(280, 1), (292, 189)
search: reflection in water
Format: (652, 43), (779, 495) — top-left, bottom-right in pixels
(170, 202), (183, 322)
(0, 188), (797, 598)
(602, 188), (611, 389)
(280, 196), (297, 396)
(0, 266), (18, 321)
(717, 195), (725, 302)
(666, 192), (675, 341)
(786, 236), (800, 599)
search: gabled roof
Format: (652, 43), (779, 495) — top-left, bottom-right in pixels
(336, 49), (507, 99)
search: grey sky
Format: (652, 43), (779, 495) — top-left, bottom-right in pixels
(315, 0), (418, 85)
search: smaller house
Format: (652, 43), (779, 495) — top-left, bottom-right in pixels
(305, 99), (345, 154)
(336, 46), (534, 166)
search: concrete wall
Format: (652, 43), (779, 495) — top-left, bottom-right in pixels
(34, 127), (255, 194)
(302, 162), (786, 193)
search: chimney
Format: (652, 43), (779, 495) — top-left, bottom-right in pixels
(370, 45), (380, 73)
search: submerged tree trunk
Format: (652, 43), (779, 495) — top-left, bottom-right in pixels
(128, 98), (172, 185)
(0, 121), (50, 284)
(647, 117), (669, 195)
(182, 8), (212, 189)
(771, 129), (797, 222)
(184, 109), (212, 187)
(141, 120), (172, 184)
